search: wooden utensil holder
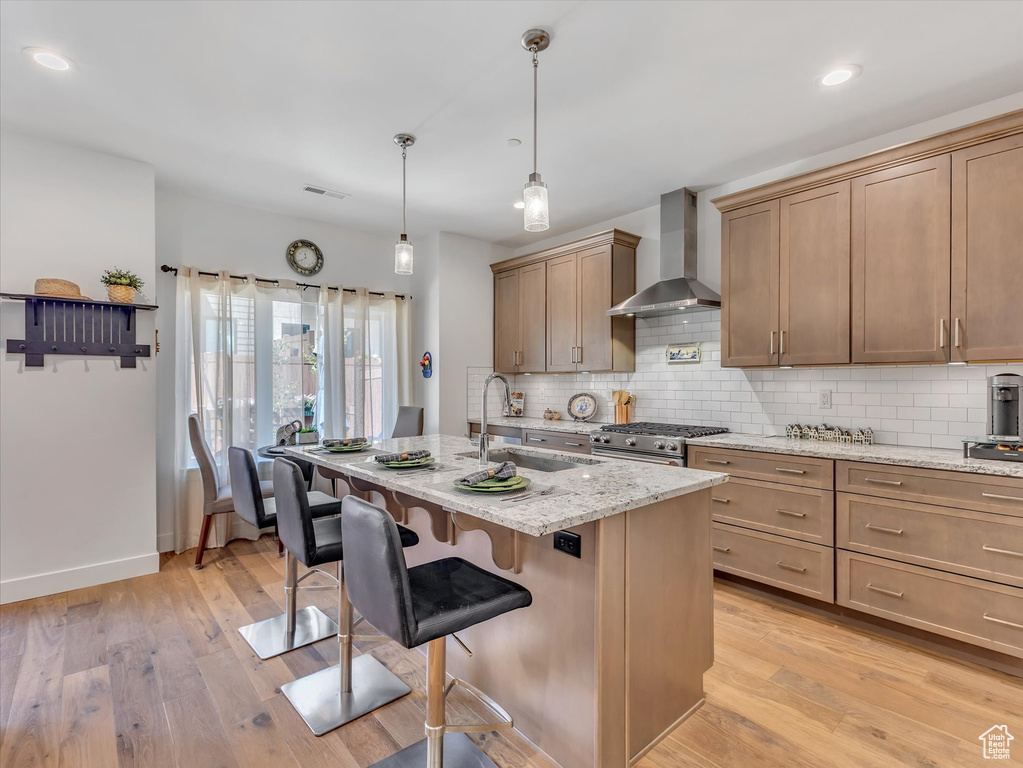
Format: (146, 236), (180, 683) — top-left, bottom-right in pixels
(614, 405), (633, 424)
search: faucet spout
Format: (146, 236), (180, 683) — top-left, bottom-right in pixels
(480, 373), (512, 466)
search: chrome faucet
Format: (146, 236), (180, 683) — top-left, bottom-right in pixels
(480, 372), (512, 465)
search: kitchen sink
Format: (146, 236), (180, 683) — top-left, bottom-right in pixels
(457, 449), (597, 472)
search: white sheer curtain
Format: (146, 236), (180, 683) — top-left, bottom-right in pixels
(172, 270), (413, 553)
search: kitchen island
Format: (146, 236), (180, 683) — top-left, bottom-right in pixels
(285, 435), (727, 768)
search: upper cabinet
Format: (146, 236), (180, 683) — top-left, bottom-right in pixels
(851, 157), (951, 364)
(492, 230), (639, 374)
(951, 134), (1023, 363)
(714, 109), (1023, 368)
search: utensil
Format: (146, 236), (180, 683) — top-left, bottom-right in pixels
(395, 466), (440, 476)
(509, 486), (555, 503)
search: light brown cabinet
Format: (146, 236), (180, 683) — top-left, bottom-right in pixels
(492, 229), (638, 374)
(851, 156), (951, 363)
(721, 201), (779, 367)
(493, 262), (547, 374)
(951, 133), (1023, 362)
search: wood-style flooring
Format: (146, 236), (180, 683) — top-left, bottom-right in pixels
(1, 535), (1020, 768)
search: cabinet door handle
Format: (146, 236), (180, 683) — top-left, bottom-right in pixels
(982, 545), (1023, 558)
(776, 467), (806, 475)
(982, 492), (1023, 503)
(939, 317), (946, 348)
(776, 508), (806, 518)
(528, 437), (545, 442)
(565, 442), (582, 447)
(954, 317), (962, 348)
(867, 583), (904, 599)
(577, 345), (583, 364)
(705, 459), (730, 465)
(712, 497), (730, 504)
(866, 523), (904, 536)
(865, 477), (903, 486)
(780, 330), (786, 355)
(776, 561), (806, 574)
(770, 330), (776, 355)
(712, 546), (731, 554)
(983, 614), (1023, 631)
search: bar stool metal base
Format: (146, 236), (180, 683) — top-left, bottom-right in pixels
(281, 654), (411, 736)
(237, 605), (338, 660)
(367, 733), (497, 768)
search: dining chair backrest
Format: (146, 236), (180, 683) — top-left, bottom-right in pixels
(273, 458), (318, 567)
(188, 413), (219, 503)
(391, 406), (425, 438)
(228, 446), (267, 528)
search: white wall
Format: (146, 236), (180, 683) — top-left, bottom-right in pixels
(154, 187), (409, 550)
(495, 95), (1023, 449)
(411, 233), (441, 435)
(0, 132), (158, 602)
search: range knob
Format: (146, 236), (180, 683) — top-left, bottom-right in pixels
(654, 440), (665, 450)
(590, 434), (599, 442)
(666, 442), (678, 451)
(602, 435), (611, 444)
(625, 437), (636, 446)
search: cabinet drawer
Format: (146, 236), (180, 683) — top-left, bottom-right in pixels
(837, 551), (1023, 658)
(711, 478), (834, 545)
(837, 461), (1023, 517)
(712, 523), (834, 602)
(837, 493), (1023, 588)
(523, 430), (591, 454)
(690, 447), (833, 489)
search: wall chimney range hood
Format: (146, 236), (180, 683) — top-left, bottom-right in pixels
(607, 188), (721, 318)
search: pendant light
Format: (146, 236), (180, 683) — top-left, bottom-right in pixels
(521, 29), (551, 232)
(393, 133), (415, 275)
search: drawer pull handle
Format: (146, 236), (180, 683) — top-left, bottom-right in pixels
(776, 509), (806, 518)
(866, 583), (904, 598)
(865, 478), (903, 486)
(983, 614), (1023, 631)
(776, 561), (806, 574)
(705, 459), (730, 465)
(982, 545), (1023, 558)
(713, 546), (731, 554)
(865, 523), (904, 536)
(982, 492), (1023, 503)
(565, 442), (582, 447)
(712, 497), (730, 504)
(776, 468), (806, 475)
(528, 437), (546, 442)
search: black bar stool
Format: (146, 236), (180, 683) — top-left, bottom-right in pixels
(341, 496), (532, 768)
(273, 458), (421, 735)
(229, 447), (342, 660)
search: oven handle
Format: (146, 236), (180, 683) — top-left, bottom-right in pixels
(591, 447), (682, 466)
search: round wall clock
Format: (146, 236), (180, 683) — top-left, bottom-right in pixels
(286, 239), (324, 276)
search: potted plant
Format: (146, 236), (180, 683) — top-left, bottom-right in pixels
(100, 268), (144, 304)
(296, 427), (319, 444)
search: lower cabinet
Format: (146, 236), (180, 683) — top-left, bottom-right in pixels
(713, 524), (834, 603)
(837, 551), (1023, 659)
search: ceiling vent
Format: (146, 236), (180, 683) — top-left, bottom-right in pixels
(303, 185), (350, 201)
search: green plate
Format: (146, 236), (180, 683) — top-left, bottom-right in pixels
(378, 456), (435, 468)
(323, 443), (370, 453)
(453, 476), (531, 493)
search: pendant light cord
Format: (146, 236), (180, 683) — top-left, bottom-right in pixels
(532, 48), (539, 175)
(401, 145), (407, 235)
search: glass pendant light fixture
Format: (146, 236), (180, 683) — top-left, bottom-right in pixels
(393, 133), (416, 275)
(521, 29), (551, 232)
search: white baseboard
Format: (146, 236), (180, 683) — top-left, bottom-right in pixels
(0, 552), (160, 604)
(157, 531), (175, 553)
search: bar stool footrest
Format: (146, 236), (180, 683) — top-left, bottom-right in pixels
(238, 605), (338, 660)
(366, 732), (498, 768)
(443, 678), (514, 733)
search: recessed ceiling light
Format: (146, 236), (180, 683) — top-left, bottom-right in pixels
(507, 138), (522, 147)
(24, 47), (72, 71)
(819, 65), (861, 86)
(513, 201), (525, 209)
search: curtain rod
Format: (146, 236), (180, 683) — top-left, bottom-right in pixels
(159, 264), (408, 300)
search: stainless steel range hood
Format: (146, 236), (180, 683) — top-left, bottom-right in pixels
(607, 188), (721, 318)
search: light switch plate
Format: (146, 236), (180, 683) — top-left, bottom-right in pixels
(818, 389), (832, 409)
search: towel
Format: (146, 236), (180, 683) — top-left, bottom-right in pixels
(374, 449), (432, 463)
(458, 461), (517, 487)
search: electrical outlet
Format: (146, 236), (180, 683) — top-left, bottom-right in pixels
(553, 530), (581, 558)
(818, 389), (833, 409)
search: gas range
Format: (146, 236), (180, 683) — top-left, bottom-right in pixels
(589, 423), (729, 465)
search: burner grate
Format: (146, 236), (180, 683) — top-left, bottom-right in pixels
(599, 423), (728, 439)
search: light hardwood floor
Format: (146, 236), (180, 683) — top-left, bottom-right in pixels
(1, 535), (1020, 768)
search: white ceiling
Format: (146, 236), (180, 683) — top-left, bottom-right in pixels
(2, 0), (1022, 248)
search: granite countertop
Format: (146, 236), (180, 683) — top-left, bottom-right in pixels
(686, 433), (1023, 479)
(285, 434), (726, 536)
(468, 416), (610, 434)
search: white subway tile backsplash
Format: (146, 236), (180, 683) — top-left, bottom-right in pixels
(467, 313), (1023, 449)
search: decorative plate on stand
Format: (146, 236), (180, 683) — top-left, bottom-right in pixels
(567, 392), (598, 421)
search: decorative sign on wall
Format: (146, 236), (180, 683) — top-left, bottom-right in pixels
(666, 343), (701, 363)
(420, 351), (433, 378)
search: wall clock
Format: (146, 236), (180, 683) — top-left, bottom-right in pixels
(286, 239), (324, 276)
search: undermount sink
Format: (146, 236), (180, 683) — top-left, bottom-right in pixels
(457, 449), (596, 473)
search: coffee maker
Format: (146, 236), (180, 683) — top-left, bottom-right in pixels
(988, 373), (1022, 442)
